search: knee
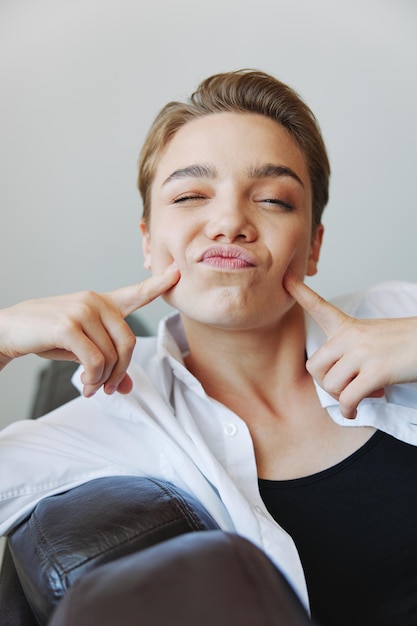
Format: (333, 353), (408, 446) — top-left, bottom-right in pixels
(50, 531), (312, 626)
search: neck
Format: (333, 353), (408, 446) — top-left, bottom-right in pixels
(182, 303), (308, 405)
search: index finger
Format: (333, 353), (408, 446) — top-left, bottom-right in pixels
(283, 273), (349, 337)
(108, 262), (180, 318)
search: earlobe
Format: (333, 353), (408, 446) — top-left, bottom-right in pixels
(140, 220), (152, 270)
(306, 224), (324, 277)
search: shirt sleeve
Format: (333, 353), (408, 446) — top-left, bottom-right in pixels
(0, 395), (161, 536)
(332, 281), (417, 319)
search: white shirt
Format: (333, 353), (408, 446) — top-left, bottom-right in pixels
(1, 281), (417, 610)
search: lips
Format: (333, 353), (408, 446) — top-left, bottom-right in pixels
(199, 245), (256, 269)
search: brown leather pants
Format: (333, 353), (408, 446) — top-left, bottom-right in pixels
(49, 531), (314, 626)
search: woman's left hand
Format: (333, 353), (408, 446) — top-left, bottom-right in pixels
(284, 274), (417, 418)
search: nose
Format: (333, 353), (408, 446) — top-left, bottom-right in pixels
(205, 195), (257, 243)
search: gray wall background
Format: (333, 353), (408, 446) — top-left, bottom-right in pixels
(1, 0), (416, 430)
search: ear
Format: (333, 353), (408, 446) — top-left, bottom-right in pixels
(306, 224), (324, 277)
(139, 220), (152, 270)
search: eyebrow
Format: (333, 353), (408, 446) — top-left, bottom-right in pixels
(162, 162), (304, 187)
(247, 164), (304, 187)
(162, 164), (216, 186)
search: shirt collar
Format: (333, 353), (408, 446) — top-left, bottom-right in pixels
(157, 311), (188, 364)
(156, 312), (208, 394)
(155, 310), (387, 413)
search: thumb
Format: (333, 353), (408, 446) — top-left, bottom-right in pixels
(284, 273), (349, 338)
(107, 262), (180, 318)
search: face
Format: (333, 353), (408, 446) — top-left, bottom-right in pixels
(141, 112), (323, 331)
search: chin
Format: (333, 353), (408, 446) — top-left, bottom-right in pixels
(171, 281), (290, 328)
(178, 300), (276, 331)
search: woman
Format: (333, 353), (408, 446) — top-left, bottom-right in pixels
(1, 70), (417, 625)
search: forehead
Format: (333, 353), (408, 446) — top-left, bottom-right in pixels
(152, 112), (310, 188)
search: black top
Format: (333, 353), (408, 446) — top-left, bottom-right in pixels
(259, 430), (417, 626)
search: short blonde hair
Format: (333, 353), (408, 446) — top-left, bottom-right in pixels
(138, 69), (330, 231)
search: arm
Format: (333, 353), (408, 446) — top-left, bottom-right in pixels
(284, 274), (417, 419)
(0, 263), (180, 397)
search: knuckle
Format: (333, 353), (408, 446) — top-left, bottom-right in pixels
(78, 289), (99, 302)
(305, 359), (315, 377)
(88, 351), (106, 373)
(322, 379), (340, 396)
(121, 331), (137, 353)
(109, 326), (136, 361)
(132, 282), (152, 306)
(104, 345), (118, 366)
(75, 289), (97, 304)
(312, 293), (327, 310)
(74, 291), (99, 315)
(339, 386), (359, 411)
(132, 277), (163, 304)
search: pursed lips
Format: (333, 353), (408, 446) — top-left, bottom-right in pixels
(198, 246), (257, 270)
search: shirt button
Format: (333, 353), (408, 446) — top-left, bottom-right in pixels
(224, 423), (237, 436)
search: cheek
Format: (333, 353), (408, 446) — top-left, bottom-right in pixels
(149, 249), (174, 273)
(149, 217), (199, 269)
(147, 228), (185, 273)
(269, 229), (313, 276)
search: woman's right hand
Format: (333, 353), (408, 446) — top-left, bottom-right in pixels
(0, 262), (180, 397)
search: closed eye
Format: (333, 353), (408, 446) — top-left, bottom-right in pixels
(173, 194), (207, 203)
(260, 198), (294, 211)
